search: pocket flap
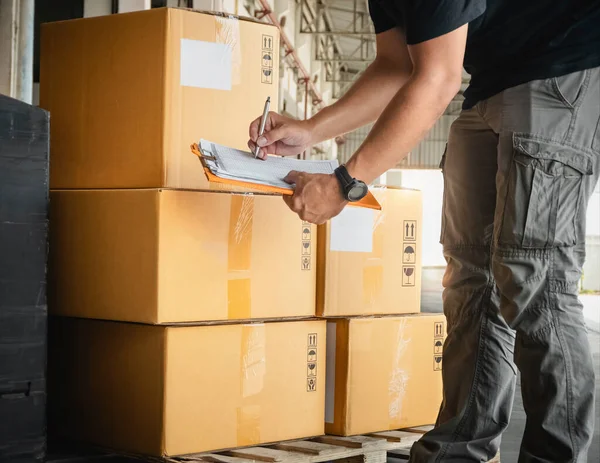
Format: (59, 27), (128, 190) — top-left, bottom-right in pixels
(513, 134), (593, 175)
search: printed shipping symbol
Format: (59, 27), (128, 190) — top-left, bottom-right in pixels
(402, 266), (415, 286)
(403, 244), (415, 263)
(302, 241), (311, 256)
(404, 220), (417, 241)
(302, 226), (311, 240)
(261, 68), (273, 84)
(263, 36), (273, 49)
(302, 256), (311, 270)
(435, 322), (444, 338)
(262, 52), (273, 68)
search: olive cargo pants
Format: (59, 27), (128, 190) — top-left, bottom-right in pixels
(410, 68), (600, 462)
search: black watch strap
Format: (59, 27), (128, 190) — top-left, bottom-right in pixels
(335, 165), (354, 187)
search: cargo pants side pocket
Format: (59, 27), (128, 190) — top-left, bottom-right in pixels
(498, 134), (593, 249)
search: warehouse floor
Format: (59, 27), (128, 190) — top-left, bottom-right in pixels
(421, 268), (600, 462)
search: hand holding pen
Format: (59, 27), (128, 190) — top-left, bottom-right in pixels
(248, 101), (314, 160)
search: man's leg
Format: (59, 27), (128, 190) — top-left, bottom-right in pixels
(410, 106), (517, 462)
(489, 68), (600, 462)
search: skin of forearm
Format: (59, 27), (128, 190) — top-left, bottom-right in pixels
(345, 71), (460, 184)
(307, 58), (411, 144)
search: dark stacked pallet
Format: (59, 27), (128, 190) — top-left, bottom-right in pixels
(0, 94), (49, 463)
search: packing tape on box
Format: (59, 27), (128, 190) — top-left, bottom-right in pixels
(227, 195), (254, 319)
(240, 323), (266, 398)
(371, 192), (387, 259)
(388, 318), (410, 429)
(237, 405), (261, 447)
(362, 188), (387, 310)
(237, 324), (266, 446)
(363, 265), (383, 310)
(215, 16), (241, 86)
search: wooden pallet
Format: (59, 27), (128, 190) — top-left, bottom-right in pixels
(165, 427), (500, 463)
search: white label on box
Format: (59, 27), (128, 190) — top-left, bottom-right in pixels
(180, 39), (232, 90)
(329, 207), (374, 253)
(325, 322), (337, 424)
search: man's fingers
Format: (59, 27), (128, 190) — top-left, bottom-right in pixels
(257, 125), (289, 148)
(283, 194), (302, 214)
(249, 116), (261, 140)
(282, 194), (293, 209)
(247, 140), (268, 160)
(250, 111), (280, 141)
(283, 194), (303, 215)
(284, 170), (301, 185)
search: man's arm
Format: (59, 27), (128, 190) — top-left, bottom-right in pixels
(282, 25), (467, 224)
(345, 25), (466, 183)
(248, 28), (411, 157)
(308, 27), (412, 143)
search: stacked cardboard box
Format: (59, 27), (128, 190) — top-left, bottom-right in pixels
(324, 314), (445, 436)
(317, 187), (446, 435)
(43, 6), (445, 452)
(42, 8), (325, 458)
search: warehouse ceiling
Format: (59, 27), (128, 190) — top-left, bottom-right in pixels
(299, 0), (468, 112)
(299, 0), (374, 99)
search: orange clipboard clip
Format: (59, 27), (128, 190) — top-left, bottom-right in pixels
(190, 143), (381, 211)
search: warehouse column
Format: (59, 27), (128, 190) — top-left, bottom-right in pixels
(0, 0), (34, 103)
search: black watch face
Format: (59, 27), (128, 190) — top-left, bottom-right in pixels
(347, 182), (368, 201)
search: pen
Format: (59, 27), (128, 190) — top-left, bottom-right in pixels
(254, 96), (271, 158)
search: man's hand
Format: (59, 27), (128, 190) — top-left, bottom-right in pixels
(283, 171), (347, 224)
(248, 112), (314, 160)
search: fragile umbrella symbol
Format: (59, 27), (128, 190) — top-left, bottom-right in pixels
(404, 245), (415, 262)
(403, 267), (414, 284)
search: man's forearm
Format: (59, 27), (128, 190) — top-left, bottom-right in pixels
(345, 72), (460, 184)
(307, 58), (411, 144)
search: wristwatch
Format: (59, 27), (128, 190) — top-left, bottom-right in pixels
(334, 165), (369, 202)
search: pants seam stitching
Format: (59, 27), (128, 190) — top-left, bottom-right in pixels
(565, 70), (591, 142)
(550, 247), (579, 459)
(437, 284), (493, 461)
(553, 311), (579, 459)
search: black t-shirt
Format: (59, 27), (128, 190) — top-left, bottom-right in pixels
(368, 0), (600, 109)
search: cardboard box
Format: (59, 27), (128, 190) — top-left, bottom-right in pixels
(317, 187), (422, 317)
(49, 189), (316, 323)
(40, 8), (279, 189)
(325, 314), (445, 436)
(48, 318), (326, 456)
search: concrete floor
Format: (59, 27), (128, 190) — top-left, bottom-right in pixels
(421, 267), (600, 462)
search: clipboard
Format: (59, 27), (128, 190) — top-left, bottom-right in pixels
(190, 143), (381, 210)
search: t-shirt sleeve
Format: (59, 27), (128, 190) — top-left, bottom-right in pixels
(368, 0), (397, 34)
(368, 1), (486, 43)
(404, 0), (486, 44)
